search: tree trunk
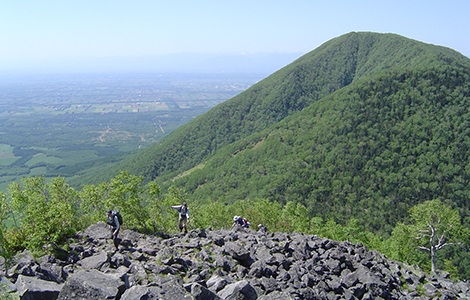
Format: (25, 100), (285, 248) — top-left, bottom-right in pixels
(430, 245), (436, 274)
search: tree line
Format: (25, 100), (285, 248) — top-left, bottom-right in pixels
(0, 172), (468, 279)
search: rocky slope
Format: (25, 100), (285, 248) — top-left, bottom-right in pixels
(1, 222), (469, 299)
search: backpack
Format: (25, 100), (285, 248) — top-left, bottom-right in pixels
(242, 218), (250, 227)
(107, 210), (123, 226)
(115, 211), (123, 225)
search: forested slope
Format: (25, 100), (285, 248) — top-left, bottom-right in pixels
(171, 64), (470, 233)
(75, 32), (470, 233)
(77, 32), (469, 186)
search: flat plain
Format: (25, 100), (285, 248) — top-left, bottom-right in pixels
(0, 72), (265, 191)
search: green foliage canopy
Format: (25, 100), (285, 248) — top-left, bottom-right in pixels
(0, 173), (469, 278)
(8, 177), (79, 250)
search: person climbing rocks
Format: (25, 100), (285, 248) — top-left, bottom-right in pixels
(106, 209), (122, 250)
(232, 216), (250, 228)
(169, 202), (190, 233)
(258, 224), (267, 233)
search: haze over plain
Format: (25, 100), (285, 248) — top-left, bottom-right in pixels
(0, 0), (469, 74)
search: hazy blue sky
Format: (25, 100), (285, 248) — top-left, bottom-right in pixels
(1, 0), (469, 73)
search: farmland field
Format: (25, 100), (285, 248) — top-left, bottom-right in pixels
(0, 72), (265, 192)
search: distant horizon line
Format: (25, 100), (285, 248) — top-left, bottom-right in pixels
(1, 50), (307, 61)
(0, 52), (305, 76)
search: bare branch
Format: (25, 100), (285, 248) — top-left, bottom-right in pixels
(417, 229), (431, 238)
(435, 242), (456, 251)
(418, 246), (430, 252)
(437, 233), (447, 247)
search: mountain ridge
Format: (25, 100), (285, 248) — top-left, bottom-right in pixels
(76, 32), (469, 187)
(73, 32), (470, 235)
(171, 63), (470, 229)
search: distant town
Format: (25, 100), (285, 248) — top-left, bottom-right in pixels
(0, 73), (265, 116)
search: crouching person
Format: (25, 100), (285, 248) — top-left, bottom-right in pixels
(232, 216), (251, 228)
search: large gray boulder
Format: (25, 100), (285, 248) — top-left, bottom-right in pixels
(83, 221), (112, 241)
(120, 285), (163, 300)
(189, 282), (221, 300)
(257, 291), (295, 300)
(217, 280), (258, 300)
(120, 281), (193, 300)
(224, 242), (251, 265)
(16, 275), (63, 300)
(78, 251), (108, 270)
(6, 250), (36, 282)
(35, 255), (66, 283)
(57, 269), (126, 300)
(207, 274), (232, 293)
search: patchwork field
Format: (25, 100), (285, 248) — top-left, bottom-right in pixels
(0, 72), (264, 192)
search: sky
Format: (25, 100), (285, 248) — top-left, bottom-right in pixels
(1, 0), (469, 74)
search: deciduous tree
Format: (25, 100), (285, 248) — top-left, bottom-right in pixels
(409, 200), (467, 273)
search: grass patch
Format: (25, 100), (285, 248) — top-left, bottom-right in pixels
(0, 145), (18, 166)
(29, 167), (47, 176)
(25, 154), (63, 167)
(172, 163), (206, 181)
(0, 158), (19, 166)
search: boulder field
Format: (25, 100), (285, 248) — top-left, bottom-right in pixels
(1, 221), (469, 299)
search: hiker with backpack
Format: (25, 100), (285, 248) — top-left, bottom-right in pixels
(258, 224), (267, 233)
(169, 202), (190, 233)
(106, 210), (122, 250)
(232, 216), (250, 228)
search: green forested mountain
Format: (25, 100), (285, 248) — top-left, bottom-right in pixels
(173, 65), (470, 233)
(77, 32), (470, 233)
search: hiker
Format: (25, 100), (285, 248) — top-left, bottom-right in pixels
(106, 210), (121, 250)
(258, 224), (267, 233)
(169, 202), (190, 233)
(232, 216), (250, 228)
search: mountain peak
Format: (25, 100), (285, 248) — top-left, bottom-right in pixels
(77, 32), (470, 235)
